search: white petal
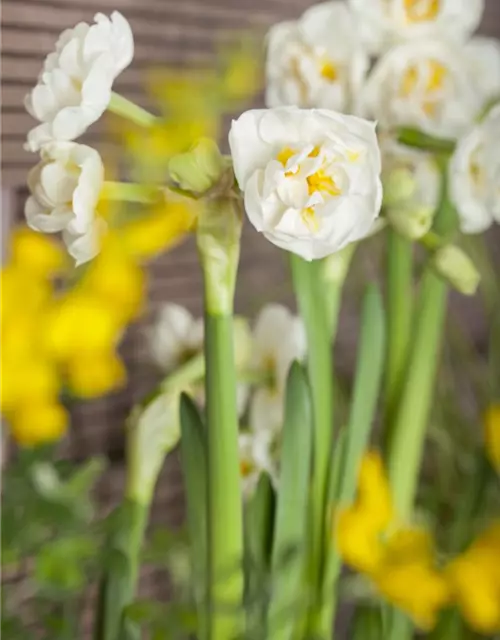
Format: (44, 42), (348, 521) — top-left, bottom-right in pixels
(63, 218), (106, 265)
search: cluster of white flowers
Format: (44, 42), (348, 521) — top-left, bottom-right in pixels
(148, 303), (306, 497)
(229, 0), (499, 257)
(23, 12), (134, 264)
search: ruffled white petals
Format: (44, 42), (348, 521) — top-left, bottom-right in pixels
(25, 141), (104, 263)
(229, 107), (382, 260)
(249, 304), (307, 434)
(24, 11), (133, 151)
(266, 2), (368, 112)
(62, 217), (106, 266)
(449, 105), (500, 234)
(359, 40), (482, 139)
(349, 0), (484, 54)
(149, 304), (204, 373)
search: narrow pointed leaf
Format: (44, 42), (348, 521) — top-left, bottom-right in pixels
(267, 362), (312, 640)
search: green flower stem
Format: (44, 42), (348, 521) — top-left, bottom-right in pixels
(396, 127), (455, 155)
(289, 255), (334, 636)
(161, 352), (205, 393)
(385, 231), (413, 430)
(197, 198), (244, 640)
(100, 181), (160, 203)
(108, 92), (158, 128)
(204, 313), (244, 640)
(388, 175), (456, 520)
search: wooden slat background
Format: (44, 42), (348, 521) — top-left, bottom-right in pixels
(1, 0), (500, 634)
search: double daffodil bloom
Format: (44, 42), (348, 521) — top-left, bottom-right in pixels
(336, 451), (451, 630)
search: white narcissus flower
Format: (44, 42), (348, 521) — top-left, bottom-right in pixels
(149, 304), (204, 373)
(360, 40), (482, 139)
(24, 12), (133, 151)
(238, 431), (277, 498)
(229, 107), (382, 260)
(382, 140), (441, 239)
(349, 0), (484, 54)
(464, 38), (500, 107)
(265, 2), (368, 112)
(249, 304), (307, 435)
(449, 105), (500, 234)
(25, 141), (105, 265)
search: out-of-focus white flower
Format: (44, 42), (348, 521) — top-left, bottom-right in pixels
(360, 40), (482, 139)
(25, 141), (104, 264)
(349, 0), (484, 54)
(265, 2), (368, 112)
(382, 140), (441, 239)
(464, 38), (500, 107)
(249, 304), (307, 435)
(229, 107), (382, 260)
(238, 431), (277, 498)
(149, 304), (204, 373)
(24, 12), (133, 151)
(449, 105), (500, 234)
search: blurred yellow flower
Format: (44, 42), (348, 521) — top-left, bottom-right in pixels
(336, 451), (448, 629)
(447, 522), (500, 634)
(67, 351), (126, 398)
(10, 228), (66, 279)
(10, 400), (68, 446)
(484, 404), (500, 472)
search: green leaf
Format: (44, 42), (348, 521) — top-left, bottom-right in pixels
(267, 362), (312, 640)
(35, 535), (97, 593)
(179, 393), (208, 638)
(320, 285), (385, 631)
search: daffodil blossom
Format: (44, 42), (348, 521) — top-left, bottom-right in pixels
(229, 107), (382, 260)
(238, 431), (277, 498)
(249, 304), (307, 435)
(24, 12), (134, 151)
(265, 2), (368, 112)
(464, 37), (500, 107)
(349, 0), (484, 54)
(360, 39), (483, 139)
(149, 304), (204, 373)
(25, 141), (105, 265)
(449, 105), (500, 234)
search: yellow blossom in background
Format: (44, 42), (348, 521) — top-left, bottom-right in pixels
(10, 227), (66, 279)
(447, 522), (500, 634)
(484, 404), (500, 472)
(336, 451), (448, 629)
(10, 401), (68, 447)
(67, 351), (127, 398)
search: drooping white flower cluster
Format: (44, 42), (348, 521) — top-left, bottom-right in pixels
(230, 0), (499, 255)
(23, 12), (134, 264)
(148, 303), (306, 497)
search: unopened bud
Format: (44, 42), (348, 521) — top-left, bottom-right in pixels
(433, 245), (480, 296)
(382, 167), (416, 207)
(168, 138), (224, 194)
(322, 243), (356, 286)
(386, 204), (435, 240)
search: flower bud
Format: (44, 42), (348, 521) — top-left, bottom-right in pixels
(168, 137), (224, 194)
(322, 243), (356, 286)
(432, 245), (480, 296)
(386, 204), (435, 240)
(382, 167), (416, 207)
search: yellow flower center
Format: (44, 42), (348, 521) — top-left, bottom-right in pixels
(400, 59), (447, 115)
(307, 170), (341, 197)
(404, 0), (440, 23)
(240, 459), (253, 477)
(320, 60), (338, 82)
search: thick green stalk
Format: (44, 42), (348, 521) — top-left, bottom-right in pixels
(385, 231), (413, 428)
(388, 269), (446, 518)
(204, 314), (244, 640)
(388, 174), (456, 520)
(289, 256), (334, 636)
(108, 92), (157, 128)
